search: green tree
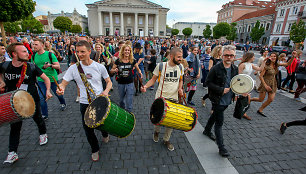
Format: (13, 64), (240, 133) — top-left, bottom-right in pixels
(85, 27), (90, 36)
(4, 22), (21, 35)
(213, 22), (231, 39)
(250, 21), (265, 44)
(226, 23), (237, 41)
(53, 16), (72, 33)
(0, 0), (36, 46)
(20, 15), (44, 34)
(290, 20), (306, 49)
(182, 27), (193, 38)
(171, 29), (179, 36)
(203, 25), (212, 39)
(70, 24), (82, 33)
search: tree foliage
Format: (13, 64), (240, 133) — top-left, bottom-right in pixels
(290, 20), (306, 44)
(182, 27), (193, 37)
(4, 22), (21, 35)
(53, 16), (72, 33)
(213, 22), (231, 39)
(171, 29), (179, 36)
(70, 24), (82, 33)
(0, 0), (36, 46)
(203, 25), (212, 39)
(226, 23), (237, 41)
(250, 21), (265, 43)
(20, 15), (44, 34)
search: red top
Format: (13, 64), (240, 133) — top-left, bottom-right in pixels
(286, 57), (297, 74)
(23, 42), (33, 60)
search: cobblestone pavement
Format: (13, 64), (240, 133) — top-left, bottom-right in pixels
(1, 53), (306, 174)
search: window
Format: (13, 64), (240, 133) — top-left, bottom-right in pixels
(287, 23), (292, 32)
(139, 16), (143, 24)
(292, 7), (298, 15)
(276, 24), (281, 32)
(105, 16), (109, 24)
(127, 16), (131, 25)
(248, 25), (251, 32)
(231, 10), (233, 16)
(280, 9), (285, 17)
(266, 23), (270, 30)
(115, 15), (119, 24)
(149, 16), (153, 25)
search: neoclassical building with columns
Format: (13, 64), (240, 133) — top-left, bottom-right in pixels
(86, 0), (169, 37)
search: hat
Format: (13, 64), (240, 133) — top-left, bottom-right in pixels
(134, 42), (142, 49)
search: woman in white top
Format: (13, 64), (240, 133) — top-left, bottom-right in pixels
(238, 52), (266, 120)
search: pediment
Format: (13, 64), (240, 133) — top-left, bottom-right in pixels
(94, 0), (163, 8)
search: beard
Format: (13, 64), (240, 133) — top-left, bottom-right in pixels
(17, 56), (28, 62)
(173, 59), (181, 65)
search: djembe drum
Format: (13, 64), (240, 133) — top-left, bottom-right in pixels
(84, 96), (136, 138)
(150, 97), (197, 132)
(230, 74), (255, 95)
(0, 90), (36, 126)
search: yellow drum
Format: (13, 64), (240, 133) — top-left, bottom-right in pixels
(150, 97), (197, 132)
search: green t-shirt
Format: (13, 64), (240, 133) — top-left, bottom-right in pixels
(32, 51), (58, 82)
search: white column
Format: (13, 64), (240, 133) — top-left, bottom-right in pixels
(145, 13), (149, 37)
(154, 13), (159, 37)
(120, 12), (124, 36)
(134, 13), (138, 36)
(109, 12), (113, 36)
(98, 11), (102, 35)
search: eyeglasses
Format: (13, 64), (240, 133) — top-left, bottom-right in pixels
(223, 54), (235, 58)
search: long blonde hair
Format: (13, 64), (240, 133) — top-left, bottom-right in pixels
(119, 44), (134, 64)
(211, 45), (222, 58)
(94, 43), (104, 53)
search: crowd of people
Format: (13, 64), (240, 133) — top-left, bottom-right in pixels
(0, 34), (305, 163)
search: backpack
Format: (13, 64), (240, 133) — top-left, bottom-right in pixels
(157, 62), (183, 83)
(32, 51), (61, 74)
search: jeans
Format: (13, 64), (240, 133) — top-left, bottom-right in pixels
(9, 101), (46, 152)
(204, 104), (228, 150)
(80, 104), (108, 153)
(118, 83), (134, 112)
(282, 72), (296, 90)
(37, 81), (66, 117)
(201, 69), (209, 86)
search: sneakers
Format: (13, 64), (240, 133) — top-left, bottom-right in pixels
(187, 101), (195, 106)
(203, 130), (216, 141)
(102, 135), (110, 143)
(75, 96), (80, 103)
(42, 115), (48, 120)
(39, 134), (48, 146)
(3, 152), (18, 164)
(219, 148), (230, 157)
(91, 151), (99, 162)
(163, 141), (174, 151)
(280, 122), (287, 134)
(153, 132), (159, 143)
(294, 97), (301, 102)
(60, 104), (67, 111)
(201, 99), (206, 107)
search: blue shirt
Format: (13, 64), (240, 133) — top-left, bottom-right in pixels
(133, 52), (145, 67)
(220, 67), (233, 106)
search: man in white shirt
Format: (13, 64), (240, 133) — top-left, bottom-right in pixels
(56, 40), (112, 162)
(141, 47), (184, 151)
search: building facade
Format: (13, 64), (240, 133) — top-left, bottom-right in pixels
(35, 15), (49, 32)
(235, 7), (275, 44)
(217, 0), (276, 24)
(47, 8), (88, 33)
(269, 0), (306, 48)
(86, 0), (169, 37)
(172, 22), (216, 37)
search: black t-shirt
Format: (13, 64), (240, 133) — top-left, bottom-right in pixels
(115, 59), (136, 84)
(210, 57), (222, 66)
(0, 62), (43, 102)
(148, 56), (157, 72)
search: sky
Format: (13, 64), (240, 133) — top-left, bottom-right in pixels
(33, 0), (230, 26)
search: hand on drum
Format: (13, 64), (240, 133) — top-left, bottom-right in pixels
(100, 91), (109, 97)
(46, 90), (53, 101)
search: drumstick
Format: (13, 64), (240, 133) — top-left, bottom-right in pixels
(52, 76), (62, 91)
(74, 52), (80, 62)
(136, 73), (144, 88)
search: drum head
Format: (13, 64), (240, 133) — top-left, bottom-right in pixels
(230, 74), (254, 94)
(85, 96), (109, 128)
(13, 90), (35, 118)
(150, 98), (165, 124)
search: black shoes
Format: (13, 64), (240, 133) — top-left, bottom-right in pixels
(299, 106), (306, 112)
(219, 148), (230, 157)
(203, 131), (216, 141)
(257, 110), (267, 117)
(280, 122), (287, 134)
